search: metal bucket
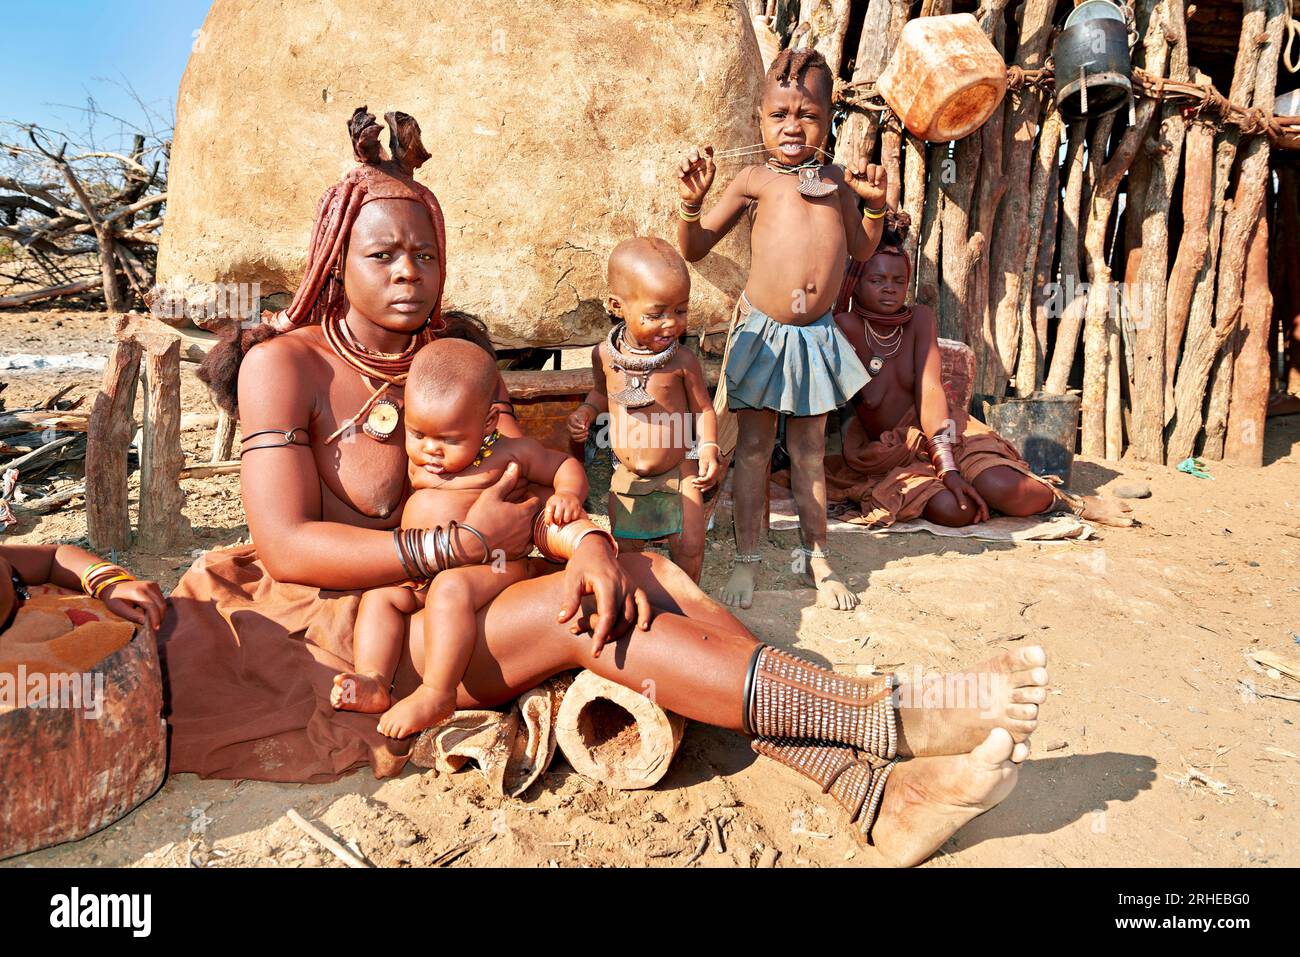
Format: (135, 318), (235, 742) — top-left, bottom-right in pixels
(1054, 2), (1132, 121)
(981, 393), (1081, 486)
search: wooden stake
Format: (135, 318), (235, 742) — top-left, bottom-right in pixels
(986, 0), (1054, 399)
(137, 337), (190, 550)
(1224, 214), (1272, 464)
(970, 0), (1011, 396)
(832, 0), (908, 170)
(901, 133), (927, 283)
(1202, 0), (1287, 460)
(1129, 0), (1189, 462)
(1044, 121), (1089, 395)
(940, 132), (982, 347)
(1014, 110), (1063, 396)
(916, 143), (945, 310)
(1164, 106), (1216, 421)
(85, 334), (141, 553)
(1166, 0), (1274, 461)
(211, 408), (236, 463)
(880, 125), (902, 211)
(1080, 116), (1120, 458)
(802, 0), (853, 76)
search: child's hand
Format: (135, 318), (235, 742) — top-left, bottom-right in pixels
(677, 145), (716, 207)
(99, 579), (166, 630)
(692, 445), (721, 491)
(567, 404), (597, 444)
(544, 492), (585, 526)
(845, 159), (887, 209)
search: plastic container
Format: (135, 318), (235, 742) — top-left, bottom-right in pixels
(876, 13), (1008, 142)
(981, 392), (1081, 486)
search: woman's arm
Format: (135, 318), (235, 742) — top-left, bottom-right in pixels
(912, 306), (952, 439)
(0, 543), (165, 627)
(912, 306), (988, 520)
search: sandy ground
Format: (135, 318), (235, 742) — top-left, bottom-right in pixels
(2, 309), (1298, 869)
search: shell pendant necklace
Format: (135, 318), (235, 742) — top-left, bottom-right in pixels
(604, 322), (678, 408)
(766, 156), (837, 198)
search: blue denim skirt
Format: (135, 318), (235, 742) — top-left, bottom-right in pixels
(724, 304), (870, 416)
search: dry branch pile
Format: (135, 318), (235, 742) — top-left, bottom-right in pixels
(0, 383), (93, 529)
(1, 123), (168, 313)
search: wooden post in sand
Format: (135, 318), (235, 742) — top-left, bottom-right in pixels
(137, 337), (190, 549)
(210, 408), (237, 463)
(85, 332), (142, 553)
(554, 670), (686, 790)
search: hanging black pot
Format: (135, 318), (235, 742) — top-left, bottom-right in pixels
(1054, 0), (1133, 121)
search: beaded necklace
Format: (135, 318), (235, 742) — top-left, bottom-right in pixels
(849, 302), (913, 380)
(472, 429), (500, 467)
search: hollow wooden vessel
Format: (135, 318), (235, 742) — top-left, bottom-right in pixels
(876, 13), (1008, 142)
(1, 599), (166, 860)
(554, 669), (685, 790)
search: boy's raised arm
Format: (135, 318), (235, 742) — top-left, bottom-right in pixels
(676, 147), (755, 262)
(841, 154), (888, 262)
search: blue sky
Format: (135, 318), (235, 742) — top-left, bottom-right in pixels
(1, 0), (213, 146)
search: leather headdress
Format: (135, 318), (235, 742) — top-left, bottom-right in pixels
(266, 106), (448, 336)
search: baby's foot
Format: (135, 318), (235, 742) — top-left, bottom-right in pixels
(869, 729), (1028, 866)
(801, 553), (859, 611)
(377, 685), (456, 739)
(895, 646), (1050, 757)
(720, 561), (757, 609)
(331, 672), (390, 713)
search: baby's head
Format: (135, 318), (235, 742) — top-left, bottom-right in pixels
(760, 49), (835, 168)
(404, 338), (501, 476)
(606, 237), (691, 352)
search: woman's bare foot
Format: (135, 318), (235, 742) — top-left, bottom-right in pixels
(894, 646), (1050, 757)
(330, 671), (390, 713)
(720, 561), (757, 609)
(801, 554), (859, 611)
(870, 729), (1029, 866)
(1063, 493), (1135, 527)
(377, 685), (456, 739)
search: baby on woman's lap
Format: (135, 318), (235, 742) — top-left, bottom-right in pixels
(331, 337), (589, 738)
